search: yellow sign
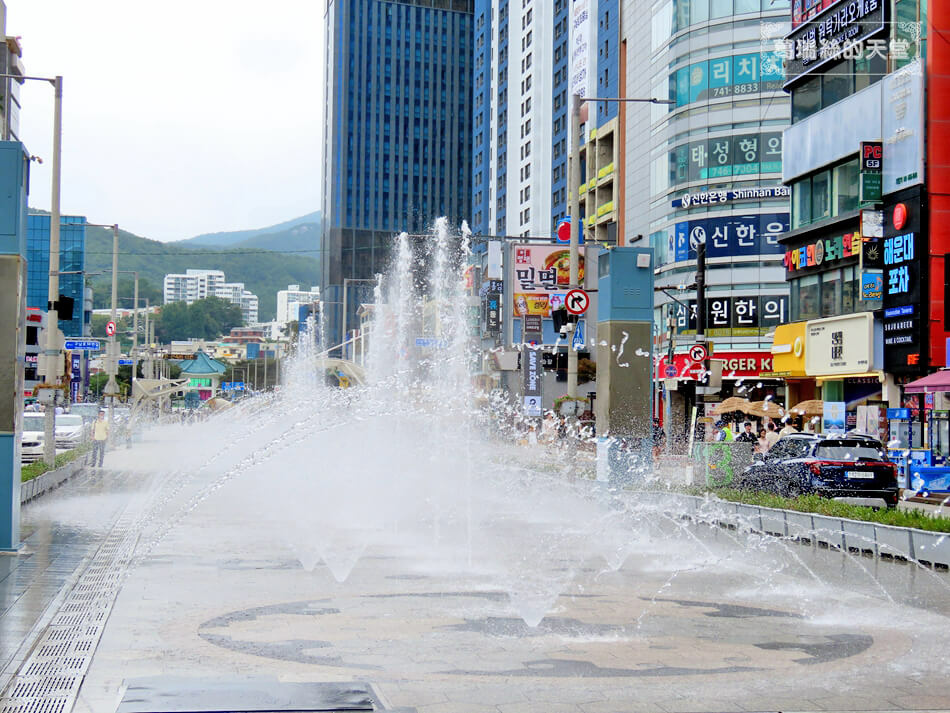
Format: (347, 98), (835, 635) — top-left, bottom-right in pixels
(770, 322), (807, 377)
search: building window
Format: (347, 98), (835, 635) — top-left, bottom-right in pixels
(811, 169), (831, 223)
(793, 274), (821, 321)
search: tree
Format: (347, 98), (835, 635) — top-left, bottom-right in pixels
(154, 297), (243, 342)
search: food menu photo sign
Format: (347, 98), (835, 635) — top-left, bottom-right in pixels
(511, 245), (586, 318)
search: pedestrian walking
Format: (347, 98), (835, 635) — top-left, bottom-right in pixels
(90, 411), (108, 468)
(756, 428), (769, 454)
(765, 421), (781, 450)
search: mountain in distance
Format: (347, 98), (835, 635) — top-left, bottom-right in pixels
(79, 223), (320, 322)
(177, 211), (322, 254)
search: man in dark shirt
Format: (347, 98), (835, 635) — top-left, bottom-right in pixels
(735, 421), (757, 443)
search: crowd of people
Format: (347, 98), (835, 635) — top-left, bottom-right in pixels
(713, 418), (813, 452)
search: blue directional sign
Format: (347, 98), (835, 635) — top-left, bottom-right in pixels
(414, 337), (447, 349)
(221, 382), (246, 392)
(118, 359), (134, 365)
(64, 339), (100, 351)
(572, 320), (585, 351)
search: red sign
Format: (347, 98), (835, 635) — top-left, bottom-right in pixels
(655, 351), (774, 380)
(556, 218), (571, 244)
(106, 320), (117, 336)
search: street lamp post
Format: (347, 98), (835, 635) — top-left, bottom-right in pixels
(0, 73), (66, 467)
(566, 94), (674, 403)
(342, 278), (376, 358)
(84, 223), (122, 430)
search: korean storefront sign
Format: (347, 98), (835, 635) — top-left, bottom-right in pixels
(883, 63), (924, 194)
(804, 313), (874, 376)
(784, 230), (862, 274)
(671, 185), (790, 209)
(670, 131), (783, 184)
(485, 292), (500, 334)
(882, 192), (925, 372)
(860, 140), (883, 203)
(672, 213), (788, 263)
(672, 295), (789, 337)
(673, 51), (784, 107)
(655, 351), (775, 381)
(782, 0), (887, 88)
(511, 244), (585, 318)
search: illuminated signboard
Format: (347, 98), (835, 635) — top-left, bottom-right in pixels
(783, 0), (888, 88)
(671, 213), (788, 263)
(671, 295), (789, 337)
(882, 193), (926, 373)
(784, 231), (862, 274)
(792, 0), (842, 29)
(670, 132), (783, 185)
(673, 51), (784, 107)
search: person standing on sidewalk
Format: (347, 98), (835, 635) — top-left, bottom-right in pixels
(91, 411), (109, 468)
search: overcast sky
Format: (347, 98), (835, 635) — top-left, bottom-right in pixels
(7, 0), (325, 242)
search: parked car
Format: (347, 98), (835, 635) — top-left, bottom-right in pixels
(734, 433), (899, 507)
(55, 414), (87, 449)
(21, 414), (47, 463)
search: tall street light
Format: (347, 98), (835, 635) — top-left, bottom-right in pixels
(566, 94), (674, 403)
(1, 73), (64, 466)
(85, 223), (121, 429)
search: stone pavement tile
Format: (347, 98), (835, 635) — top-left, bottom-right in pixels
(886, 695), (950, 710)
(378, 686), (449, 707)
(416, 704), (500, 713)
(511, 683), (609, 705)
(579, 700), (673, 713)
(497, 702), (584, 713)
(443, 682), (528, 706)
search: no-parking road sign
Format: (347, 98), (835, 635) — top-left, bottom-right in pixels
(565, 289), (590, 315)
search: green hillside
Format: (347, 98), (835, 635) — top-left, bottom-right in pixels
(176, 211), (321, 248)
(83, 225), (320, 321)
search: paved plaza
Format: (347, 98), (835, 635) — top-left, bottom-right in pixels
(3, 416), (950, 713)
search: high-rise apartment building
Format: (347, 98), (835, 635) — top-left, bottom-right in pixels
(322, 0), (474, 344)
(622, 0), (793, 430)
(473, 0), (619, 240)
(163, 269), (258, 325)
(276, 284), (321, 326)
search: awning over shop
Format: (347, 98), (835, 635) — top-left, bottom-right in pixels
(904, 370), (950, 394)
(770, 322), (807, 378)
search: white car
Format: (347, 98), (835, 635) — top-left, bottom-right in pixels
(21, 414), (47, 463)
(55, 414), (87, 449)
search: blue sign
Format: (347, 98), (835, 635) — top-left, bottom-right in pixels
(221, 382), (246, 392)
(415, 337), (447, 349)
(64, 339), (100, 351)
(860, 272), (883, 300)
(572, 320), (585, 351)
(887, 408), (912, 420)
(118, 358), (134, 366)
(884, 305), (914, 319)
(665, 364), (678, 378)
(671, 213), (789, 263)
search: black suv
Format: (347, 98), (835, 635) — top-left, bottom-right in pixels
(734, 433), (899, 507)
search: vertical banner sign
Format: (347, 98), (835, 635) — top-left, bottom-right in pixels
(860, 141), (883, 204)
(523, 346), (542, 417)
(486, 292), (501, 334)
(823, 401), (846, 436)
(570, 0), (591, 100)
(70, 353), (81, 403)
(487, 241), (503, 280)
(524, 314), (543, 344)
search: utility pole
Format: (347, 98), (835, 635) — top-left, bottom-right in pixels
(41, 76), (64, 467)
(695, 241), (708, 442)
(131, 272), (139, 388)
(566, 93), (674, 405)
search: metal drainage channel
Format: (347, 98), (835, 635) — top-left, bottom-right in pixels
(0, 511), (140, 713)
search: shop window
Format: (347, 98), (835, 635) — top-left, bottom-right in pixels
(822, 63), (852, 107)
(854, 53), (886, 92)
(792, 177), (811, 229)
(792, 76), (821, 123)
(842, 266), (858, 315)
(792, 274), (821, 321)
(821, 269), (842, 317)
(811, 170), (831, 223)
(833, 159), (859, 216)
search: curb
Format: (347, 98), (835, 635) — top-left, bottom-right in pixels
(20, 459), (87, 504)
(638, 492), (950, 572)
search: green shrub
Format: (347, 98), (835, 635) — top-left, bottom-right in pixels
(20, 444), (91, 483)
(708, 487), (950, 533)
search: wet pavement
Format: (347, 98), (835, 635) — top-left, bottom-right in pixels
(2, 421), (950, 713)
